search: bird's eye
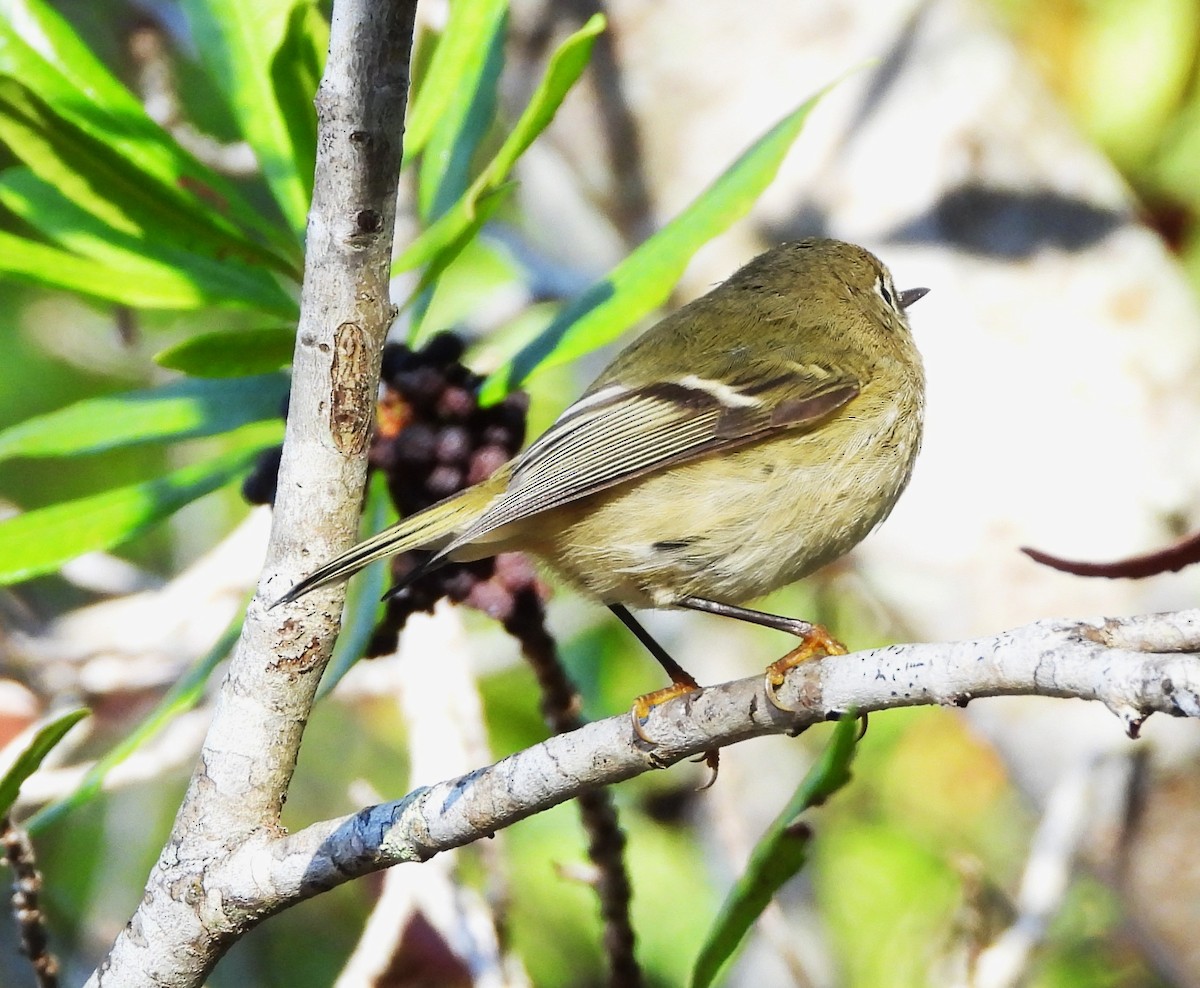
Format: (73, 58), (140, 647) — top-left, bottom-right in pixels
(874, 273), (898, 311)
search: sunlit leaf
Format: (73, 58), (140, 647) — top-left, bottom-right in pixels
(480, 80), (840, 403)
(0, 708), (89, 819)
(691, 715), (860, 988)
(0, 0), (302, 272)
(395, 15), (602, 279)
(180, 0), (315, 236)
(0, 374), (289, 461)
(404, 0), (507, 161)
(0, 168), (298, 316)
(154, 328), (296, 377)
(0, 420), (281, 585)
(400, 182), (513, 333)
(270, 0), (326, 204)
(416, 0), (507, 222)
(0, 228), (232, 309)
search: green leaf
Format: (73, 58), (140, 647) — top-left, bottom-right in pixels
(270, 0), (326, 205)
(416, 0), (507, 222)
(480, 80), (839, 403)
(0, 168), (299, 316)
(154, 328), (296, 377)
(0, 374), (289, 461)
(180, 0), (315, 237)
(0, 1), (302, 273)
(0, 420), (281, 585)
(401, 182), (513, 336)
(404, 0), (508, 161)
(0, 708), (89, 820)
(395, 15), (603, 278)
(0, 228), (234, 309)
(690, 715), (861, 988)
(27, 615), (243, 833)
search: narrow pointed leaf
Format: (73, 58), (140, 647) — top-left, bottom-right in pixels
(180, 0), (315, 236)
(0, 229), (227, 309)
(0, 374), (289, 461)
(690, 715), (860, 988)
(404, 0), (508, 160)
(416, 2), (507, 222)
(0, 708), (89, 819)
(481, 81), (840, 403)
(270, 0), (326, 202)
(0, 0), (302, 271)
(0, 168), (298, 315)
(154, 328), (296, 377)
(394, 15), (603, 275)
(0, 421), (281, 585)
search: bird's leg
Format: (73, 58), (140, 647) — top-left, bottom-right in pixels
(676, 596), (847, 711)
(609, 605), (718, 781)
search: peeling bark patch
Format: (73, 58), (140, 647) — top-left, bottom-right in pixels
(330, 321), (372, 454)
(272, 636), (323, 675)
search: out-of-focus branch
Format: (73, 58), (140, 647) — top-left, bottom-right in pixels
(973, 753), (1129, 988)
(129, 21), (259, 176)
(206, 609), (1199, 913)
(85, 1), (419, 985)
(335, 605), (520, 987)
(2, 817), (59, 988)
(504, 585), (641, 988)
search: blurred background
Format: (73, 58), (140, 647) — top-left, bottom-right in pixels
(2, 0), (1200, 985)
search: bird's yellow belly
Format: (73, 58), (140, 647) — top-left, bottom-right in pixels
(523, 410), (919, 609)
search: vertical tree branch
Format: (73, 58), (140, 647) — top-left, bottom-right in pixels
(87, 1), (418, 984)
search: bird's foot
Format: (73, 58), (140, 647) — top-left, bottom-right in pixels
(631, 682), (720, 785)
(763, 624), (848, 713)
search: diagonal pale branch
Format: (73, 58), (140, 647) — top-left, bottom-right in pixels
(86, 1), (419, 985)
(195, 608), (1200, 913)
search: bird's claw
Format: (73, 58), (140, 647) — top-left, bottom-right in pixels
(763, 625), (848, 713)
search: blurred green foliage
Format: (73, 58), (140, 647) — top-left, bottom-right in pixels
(991, 0), (1200, 282)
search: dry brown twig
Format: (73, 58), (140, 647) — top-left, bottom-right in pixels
(2, 817), (60, 988)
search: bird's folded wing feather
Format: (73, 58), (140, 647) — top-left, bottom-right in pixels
(456, 362), (859, 542)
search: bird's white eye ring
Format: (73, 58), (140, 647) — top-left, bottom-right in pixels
(874, 273), (897, 311)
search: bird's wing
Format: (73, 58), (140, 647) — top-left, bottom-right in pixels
(456, 360), (859, 542)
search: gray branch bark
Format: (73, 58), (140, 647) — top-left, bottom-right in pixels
(180, 609), (1200, 924)
(87, 1), (418, 984)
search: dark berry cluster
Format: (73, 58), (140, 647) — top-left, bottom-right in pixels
(244, 331), (543, 652)
(365, 333), (539, 653)
(370, 333), (526, 520)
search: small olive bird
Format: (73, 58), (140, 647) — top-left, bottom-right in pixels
(274, 239), (927, 718)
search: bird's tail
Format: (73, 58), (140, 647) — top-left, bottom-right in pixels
(270, 467), (509, 608)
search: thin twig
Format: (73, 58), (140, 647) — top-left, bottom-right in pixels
(2, 816), (59, 988)
(129, 21), (259, 176)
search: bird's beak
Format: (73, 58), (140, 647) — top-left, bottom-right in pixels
(898, 287), (929, 309)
